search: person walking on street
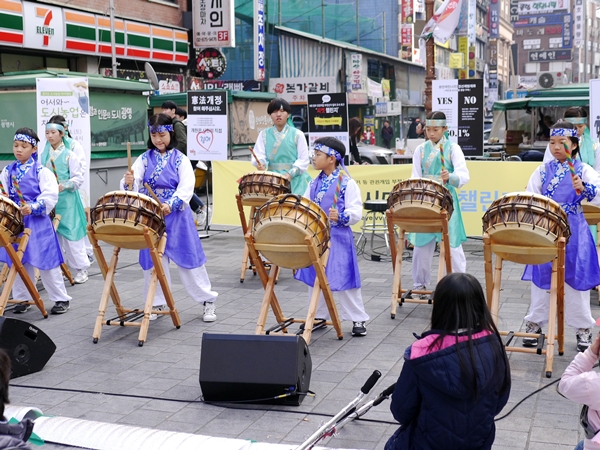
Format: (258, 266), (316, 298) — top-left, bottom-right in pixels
(382, 120), (394, 149)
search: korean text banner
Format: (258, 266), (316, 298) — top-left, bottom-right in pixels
(36, 77), (91, 206)
(187, 90), (228, 161)
(212, 160), (537, 236)
(193, 0), (235, 48)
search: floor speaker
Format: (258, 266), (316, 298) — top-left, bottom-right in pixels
(0, 318), (56, 379)
(199, 333), (312, 405)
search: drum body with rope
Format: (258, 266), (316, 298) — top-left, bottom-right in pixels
(90, 191), (165, 250)
(482, 192), (570, 264)
(253, 194), (330, 270)
(387, 178), (454, 225)
(0, 197), (24, 243)
(239, 171), (291, 207)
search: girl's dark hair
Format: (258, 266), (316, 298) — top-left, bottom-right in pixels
(427, 111), (447, 121)
(349, 117), (363, 138)
(430, 273), (510, 399)
(267, 98), (292, 115)
(14, 127), (40, 144)
(0, 349), (11, 419)
(564, 107), (588, 119)
(551, 120), (580, 159)
(314, 136), (346, 167)
(49, 115), (71, 138)
(147, 113), (178, 151)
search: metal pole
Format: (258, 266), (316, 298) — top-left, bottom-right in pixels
(356, 0), (360, 46)
(382, 12), (386, 54)
(278, 0), (282, 27)
(109, 0), (117, 77)
(583, 0), (588, 82)
(424, 0), (435, 113)
(322, 0), (325, 38)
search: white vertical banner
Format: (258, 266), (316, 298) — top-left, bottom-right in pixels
(187, 91), (228, 161)
(192, 0), (235, 48)
(36, 77), (91, 207)
(590, 79), (600, 143)
(467, 0), (476, 45)
(573, 0), (583, 47)
(254, 0), (266, 82)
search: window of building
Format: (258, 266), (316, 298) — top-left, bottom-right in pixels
(548, 38), (562, 49)
(524, 63), (539, 73)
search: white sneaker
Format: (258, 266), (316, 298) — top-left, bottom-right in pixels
(74, 269), (88, 284)
(207, 206), (213, 225)
(196, 208), (207, 227)
(149, 304), (167, 321)
(203, 302), (217, 322)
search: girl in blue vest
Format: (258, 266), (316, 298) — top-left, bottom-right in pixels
(252, 98), (311, 195)
(294, 137), (369, 337)
(410, 111), (470, 297)
(39, 122), (90, 285)
(0, 128), (71, 314)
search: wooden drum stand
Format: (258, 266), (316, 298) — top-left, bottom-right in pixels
(245, 233), (343, 345)
(0, 229), (48, 318)
(88, 226), (181, 347)
(386, 209), (452, 319)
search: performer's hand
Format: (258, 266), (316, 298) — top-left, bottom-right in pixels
(124, 170), (134, 186)
(591, 332), (600, 356)
(58, 183), (64, 193)
(572, 175), (584, 193)
(256, 162), (266, 171)
(20, 204), (31, 216)
(329, 208), (338, 223)
(161, 202), (171, 216)
(440, 169), (450, 182)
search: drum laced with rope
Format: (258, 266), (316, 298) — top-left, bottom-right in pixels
(482, 192), (570, 378)
(385, 178), (454, 316)
(88, 190), (180, 347)
(244, 193), (343, 344)
(236, 171), (291, 282)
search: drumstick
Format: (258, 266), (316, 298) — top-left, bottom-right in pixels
(143, 182), (162, 205)
(248, 146), (261, 167)
(332, 173), (343, 210)
(563, 142), (581, 195)
(0, 178), (5, 196)
(50, 159), (59, 183)
(127, 142), (133, 189)
(11, 175), (25, 206)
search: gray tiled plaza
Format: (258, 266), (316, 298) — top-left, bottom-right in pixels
(6, 226), (595, 449)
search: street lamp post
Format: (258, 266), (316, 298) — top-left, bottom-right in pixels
(424, 0), (435, 114)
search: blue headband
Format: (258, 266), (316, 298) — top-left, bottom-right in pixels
(14, 134), (38, 146)
(313, 142), (351, 177)
(45, 123), (64, 132)
(550, 128), (578, 137)
(426, 119), (446, 127)
(564, 117), (587, 125)
(148, 123), (174, 133)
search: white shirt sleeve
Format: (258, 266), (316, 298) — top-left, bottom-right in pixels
(173, 154), (195, 204)
(593, 143), (600, 172)
(581, 163), (600, 206)
(119, 154), (146, 192)
(543, 143), (552, 163)
(70, 139), (87, 173)
(525, 165), (544, 194)
(411, 144), (424, 178)
(0, 168), (8, 196)
(343, 179), (364, 226)
(449, 144), (470, 188)
(252, 131), (267, 168)
(292, 130), (309, 173)
(66, 150), (84, 190)
(38, 166), (59, 213)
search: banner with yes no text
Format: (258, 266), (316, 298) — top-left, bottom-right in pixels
(36, 77), (91, 207)
(187, 90), (228, 161)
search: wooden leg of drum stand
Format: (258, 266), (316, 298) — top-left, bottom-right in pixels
(440, 211), (452, 279)
(237, 196), (255, 283)
(308, 241), (343, 342)
(88, 227), (125, 317)
(92, 245), (121, 344)
(0, 230), (47, 318)
(483, 234), (494, 310)
(489, 254), (503, 325)
(387, 212), (397, 271)
(245, 232), (286, 334)
(390, 228), (405, 319)
(544, 256), (559, 378)
(52, 214), (74, 286)
(556, 238), (566, 358)
(145, 231), (180, 331)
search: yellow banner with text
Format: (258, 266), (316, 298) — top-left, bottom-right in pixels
(212, 161), (538, 237)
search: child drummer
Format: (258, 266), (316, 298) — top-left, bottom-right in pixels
(409, 111), (470, 298)
(0, 128), (72, 314)
(122, 114), (218, 322)
(294, 136), (369, 336)
(522, 121), (600, 352)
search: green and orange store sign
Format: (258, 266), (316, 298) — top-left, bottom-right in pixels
(0, 0), (188, 65)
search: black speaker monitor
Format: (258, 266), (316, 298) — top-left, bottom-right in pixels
(199, 333), (312, 406)
(0, 318), (56, 379)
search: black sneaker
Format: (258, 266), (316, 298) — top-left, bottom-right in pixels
(522, 321), (541, 347)
(13, 302), (31, 313)
(576, 328), (593, 352)
(351, 321), (367, 337)
(51, 301), (70, 314)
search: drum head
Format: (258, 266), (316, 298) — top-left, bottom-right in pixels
(253, 221), (315, 270)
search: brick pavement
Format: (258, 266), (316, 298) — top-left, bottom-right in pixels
(5, 226), (595, 449)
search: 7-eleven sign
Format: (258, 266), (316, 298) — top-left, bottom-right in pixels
(23, 2), (64, 51)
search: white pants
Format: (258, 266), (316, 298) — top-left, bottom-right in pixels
(58, 236), (91, 271)
(12, 263), (71, 303)
(307, 286), (369, 322)
(83, 235), (93, 257)
(412, 239), (466, 288)
(525, 283), (595, 330)
(143, 256), (217, 307)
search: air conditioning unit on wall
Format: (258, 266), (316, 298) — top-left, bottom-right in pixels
(536, 71), (567, 89)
